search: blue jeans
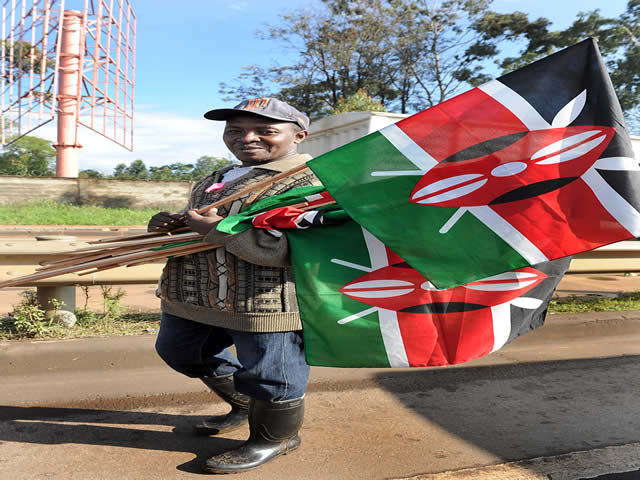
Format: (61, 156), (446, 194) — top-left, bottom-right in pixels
(155, 312), (310, 402)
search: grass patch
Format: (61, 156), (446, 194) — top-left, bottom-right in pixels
(0, 311), (160, 341)
(548, 291), (640, 314)
(0, 200), (158, 225)
(0, 288), (160, 341)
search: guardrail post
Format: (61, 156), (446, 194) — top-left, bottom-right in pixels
(35, 236), (77, 326)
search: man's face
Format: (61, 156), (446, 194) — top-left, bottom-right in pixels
(223, 115), (307, 165)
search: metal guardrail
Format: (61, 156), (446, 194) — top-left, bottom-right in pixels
(566, 241), (640, 274)
(1, 239), (639, 288)
(0, 240), (164, 286)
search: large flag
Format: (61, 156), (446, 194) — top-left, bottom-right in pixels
(217, 190), (569, 367)
(287, 221), (570, 367)
(307, 38), (639, 289)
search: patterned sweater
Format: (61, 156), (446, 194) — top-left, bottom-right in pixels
(157, 153), (319, 332)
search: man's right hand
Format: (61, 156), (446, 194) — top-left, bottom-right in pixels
(147, 212), (187, 232)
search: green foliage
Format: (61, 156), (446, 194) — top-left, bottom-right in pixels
(220, 0), (640, 127)
(1, 40), (54, 78)
(549, 291), (640, 313)
(220, 0), (498, 115)
(330, 89), (387, 114)
(191, 156), (234, 179)
(113, 157), (232, 181)
(79, 169), (104, 178)
(4, 291), (45, 338)
(471, 1), (640, 131)
(0, 135), (55, 176)
(0, 200), (160, 225)
(100, 285), (126, 321)
(0, 288), (160, 341)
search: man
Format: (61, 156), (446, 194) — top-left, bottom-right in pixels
(148, 98), (318, 474)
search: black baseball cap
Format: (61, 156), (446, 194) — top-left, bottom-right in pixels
(204, 97), (310, 130)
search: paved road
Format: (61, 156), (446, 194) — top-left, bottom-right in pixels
(3, 312), (640, 479)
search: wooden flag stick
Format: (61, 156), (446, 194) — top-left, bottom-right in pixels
(195, 163), (309, 215)
(82, 242), (218, 274)
(38, 243), (164, 270)
(300, 200), (336, 211)
(72, 232), (204, 253)
(0, 241), (208, 289)
(88, 227), (192, 244)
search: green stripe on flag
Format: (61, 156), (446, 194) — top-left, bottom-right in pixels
(288, 221), (391, 367)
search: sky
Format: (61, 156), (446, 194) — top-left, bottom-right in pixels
(31, 0), (631, 173)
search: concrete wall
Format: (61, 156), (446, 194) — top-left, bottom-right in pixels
(0, 176), (194, 210)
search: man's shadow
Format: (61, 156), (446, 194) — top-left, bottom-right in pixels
(0, 405), (244, 474)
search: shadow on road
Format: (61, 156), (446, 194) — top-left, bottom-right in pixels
(0, 405), (244, 474)
(373, 355), (640, 463)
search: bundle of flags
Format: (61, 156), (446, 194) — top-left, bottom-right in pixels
(2, 38), (636, 369)
(217, 38), (638, 367)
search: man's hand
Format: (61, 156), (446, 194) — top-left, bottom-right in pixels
(184, 208), (224, 235)
(147, 211), (187, 233)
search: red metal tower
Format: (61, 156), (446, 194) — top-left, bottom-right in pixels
(0, 0), (135, 177)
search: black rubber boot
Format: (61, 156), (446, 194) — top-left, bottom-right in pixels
(203, 397), (305, 474)
(194, 374), (250, 436)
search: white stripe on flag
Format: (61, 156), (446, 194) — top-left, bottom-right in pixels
(490, 303), (512, 352)
(337, 306), (379, 325)
(592, 156), (640, 171)
(378, 309), (409, 367)
(581, 167), (640, 237)
(468, 206), (549, 265)
(479, 80), (551, 131)
(362, 227), (390, 270)
(379, 124), (438, 172)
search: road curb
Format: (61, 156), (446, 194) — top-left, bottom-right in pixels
(395, 442), (640, 480)
(2, 310), (640, 378)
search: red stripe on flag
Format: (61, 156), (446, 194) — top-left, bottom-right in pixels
(395, 88), (528, 162)
(491, 179), (632, 258)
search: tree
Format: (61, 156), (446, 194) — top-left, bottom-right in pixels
(191, 156), (233, 179)
(1, 40), (54, 80)
(79, 169), (104, 178)
(0, 135), (55, 176)
(220, 0), (496, 116)
(329, 89), (388, 114)
(113, 159), (149, 180)
(471, 1), (640, 131)
(221, 0), (640, 129)
(125, 159), (149, 179)
(113, 163), (127, 178)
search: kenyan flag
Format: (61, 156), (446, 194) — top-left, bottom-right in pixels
(308, 38), (640, 289)
(288, 220), (570, 368)
(216, 189), (569, 367)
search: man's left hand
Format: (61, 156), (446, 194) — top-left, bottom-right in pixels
(184, 208), (223, 235)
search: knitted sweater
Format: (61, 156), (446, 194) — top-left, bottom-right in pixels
(157, 153), (319, 332)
